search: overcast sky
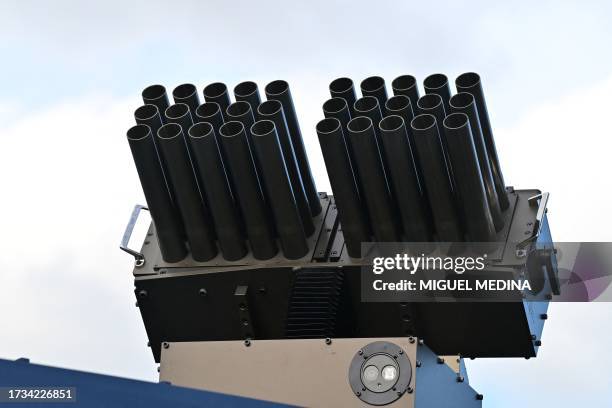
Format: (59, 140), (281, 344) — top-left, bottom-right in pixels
(1, 1), (611, 406)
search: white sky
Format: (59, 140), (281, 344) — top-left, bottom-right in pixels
(1, 1), (611, 406)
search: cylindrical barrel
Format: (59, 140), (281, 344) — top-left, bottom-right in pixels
(156, 123), (218, 261)
(250, 120), (309, 259)
(188, 122), (247, 261)
(195, 102), (224, 134)
(329, 77), (357, 117)
(391, 75), (420, 110)
(354, 96), (392, 192)
(347, 116), (399, 242)
(134, 104), (174, 199)
(127, 125), (187, 263)
(234, 81), (261, 113)
(317, 118), (370, 257)
(443, 113), (496, 242)
(172, 84), (200, 116)
(165, 103), (194, 134)
(204, 82), (232, 121)
(384, 95), (419, 183)
(424, 73), (452, 113)
(226, 101), (257, 146)
(410, 114), (463, 242)
(449, 92), (504, 231)
(379, 115), (432, 242)
(142, 85), (170, 123)
(416, 93), (455, 191)
(219, 121), (278, 260)
(360, 76), (388, 112)
(265, 80), (321, 216)
(455, 72), (509, 210)
(257, 100), (315, 237)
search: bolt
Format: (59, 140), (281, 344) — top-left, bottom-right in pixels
(457, 376), (464, 383)
(546, 294), (553, 300)
(138, 290), (148, 299)
(358, 350), (363, 355)
(535, 340), (542, 346)
(540, 313), (548, 320)
(162, 342), (169, 349)
(157, 366), (160, 373)
(416, 361), (422, 368)
(393, 355), (398, 359)
(408, 337), (415, 344)
(531, 334), (537, 340)
(199, 288), (207, 297)
(362, 386), (366, 391)
(325, 338), (332, 345)
(476, 394), (484, 400)
(135, 301), (139, 307)
(399, 349), (404, 355)
(397, 391), (402, 396)
(407, 386), (413, 394)
(244, 339), (251, 347)
(147, 341), (150, 347)
(258, 287), (267, 294)
(437, 357), (444, 364)
(356, 391), (361, 397)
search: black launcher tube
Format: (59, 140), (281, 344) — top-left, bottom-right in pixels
(354, 96), (392, 192)
(391, 75), (420, 110)
(226, 101), (257, 147)
(156, 123), (218, 261)
(455, 72), (509, 210)
(204, 82), (232, 121)
(257, 100), (315, 236)
(251, 120), (309, 259)
(411, 114), (462, 242)
(234, 81), (262, 113)
(172, 83), (200, 116)
(195, 102), (224, 134)
(347, 116), (399, 242)
(188, 122), (247, 261)
(449, 92), (504, 231)
(219, 121), (278, 260)
(127, 125), (187, 263)
(164, 103), (194, 134)
(443, 113), (496, 242)
(379, 115), (432, 242)
(317, 118), (370, 257)
(360, 76), (388, 112)
(329, 77), (357, 117)
(424, 73), (452, 113)
(142, 85), (170, 123)
(265, 80), (321, 216)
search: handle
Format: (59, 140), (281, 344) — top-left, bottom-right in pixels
(518, 192), (549, 248)
(120, 204), (149, 267)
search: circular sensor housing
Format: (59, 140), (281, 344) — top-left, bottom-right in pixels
(348, 341), (412, 405)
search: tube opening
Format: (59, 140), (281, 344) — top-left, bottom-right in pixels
(424, 73), (448, 90)
(323, 97), (348, 114)
(165, 103), (190, 120)
(347, 116), (373, 134)
(188, 122), (214, 139)
(411, 114), (437, 131)
(251, 120), (276, 137)
(234, 81), (258, 97)
(316, 117), (342, 135)
(142, 84), (166, 101)
(380, 115), (405, 132)
(265, 80), (289, 96)
(127, 124), (151, 141)
(417, 94), (443, 111)
(449, 92), (475, 110)
(385, 95), (411, 112)
(330, 77), (354, 93)
(173, 83), (197, 100)
(195, 102), (221, 119)
(354, 96), (379, 113)
(135, 104), (159, 121)
(158, 123), (183, 140)
(443, 113), (470, 130)
(219, 121), (245, 138)
(226, 101), (252, 118)
(392, 75), (417, 91)
(204, 82), (228, 98)
(456, 72), (481, 89)
(257, 100), (282, 116)
(361, 76), (385, 92)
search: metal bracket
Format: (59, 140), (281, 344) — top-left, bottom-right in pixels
(518, 192), (549, 248)
(120, 204), (149, 267)
(235, 285), (254, 340)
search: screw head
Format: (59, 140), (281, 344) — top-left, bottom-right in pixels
(138, 290), (147, 299)
(356, 391), (361, 397)
(407, 386), (413, 394)
(535, 340), (542, 346)
(437, 357), (444, 364)
(162, 342), (169, 349)
(540, 313), (548, 320)
(358, 350), (363, 355)
(325, 338), (332, 345)
(416, 360), (422, 367)
(244, 339), (251, 347)
(476, 394), (484, 400)
(408, 337), (415, 344)
(457, 376), (465, 383)
(199, 288), (207, 297)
